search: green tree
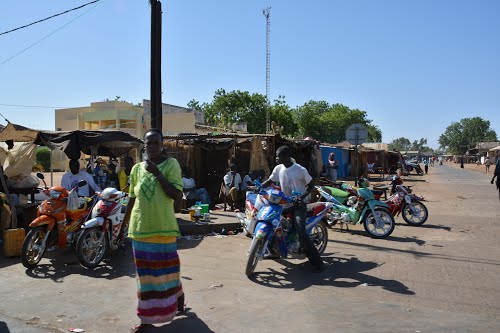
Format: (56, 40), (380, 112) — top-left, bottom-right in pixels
(439, 117), (497, 155)
(270, 95), (298, 136)
(410, 138), (433, 152)
(35, 147), (51, 171)
(388, 137), (412, 151)
(295, 101), (380, 143)
(367, 124), (382, 143)
(189, 89), (268, 133)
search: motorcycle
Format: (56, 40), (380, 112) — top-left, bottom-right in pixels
(21, 180), (96, 268)
(385, 176), (428, 226)
(237, 190), (266, 237)
(245, 182), (331, 277)
(403, 159), (424, 176)
(76, 187), (130, 269)
(316, 183), (395, 239)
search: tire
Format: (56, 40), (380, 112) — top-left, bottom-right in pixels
(21, 226), (48, 268)
(415, 166), (424, 176)
(402, 201), (428, 226)
(363, 207), (395, 239)
(309, 221), (328, 254)
(76, 227), (109, 269)
(245, 238), (265, 277)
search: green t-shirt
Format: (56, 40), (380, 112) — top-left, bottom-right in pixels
(128, 158), (183, 239)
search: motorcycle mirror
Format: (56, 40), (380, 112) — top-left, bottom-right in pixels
(77, 180), (88, 187)
(36, 172), (45, 180)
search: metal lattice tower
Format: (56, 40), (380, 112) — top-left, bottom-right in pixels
(263, 7), (271, 133)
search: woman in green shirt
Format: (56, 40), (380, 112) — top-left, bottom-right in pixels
(126, 129), (185, 333)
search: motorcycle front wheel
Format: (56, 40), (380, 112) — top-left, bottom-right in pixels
(21, 226), (48, 268)
(363, 208), (395, 239)
(245, 238), (265, 277)
(309, 221), (328, 254)
(402, 201), (428, 226)
(76, 227), (109, 269)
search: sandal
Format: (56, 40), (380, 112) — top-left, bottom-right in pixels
(129, 324), (152, 333)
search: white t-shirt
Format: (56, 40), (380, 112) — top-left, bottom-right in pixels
(61, 171), (101, 197)
(182, 177), (196, 198)
(223, 172), (242, 194)
(241, 174), (253, 191)
(269, 163), (313, 204)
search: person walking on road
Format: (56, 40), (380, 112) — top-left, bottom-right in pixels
(262, 145), (324, 272)
(124, 129), (185, 333)
(423, 158), (429, 174)
(485, 156), (491, 173)
(490, 158), (500, 186)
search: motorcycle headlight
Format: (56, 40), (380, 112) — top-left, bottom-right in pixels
(49, 190), (62, 199)
(92, 204), (102, 216)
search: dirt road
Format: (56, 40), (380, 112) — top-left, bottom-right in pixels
(1, 164), (499, 332)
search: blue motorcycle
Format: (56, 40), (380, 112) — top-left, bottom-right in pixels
(245, 183), (332, 277)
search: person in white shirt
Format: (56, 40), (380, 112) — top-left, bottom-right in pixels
(61, 159), (101, 197)
(262, 145), (324, 272)
(241, 170), (258, 192)
(223, 164), (242, 211)
(181, 167), (211, 206)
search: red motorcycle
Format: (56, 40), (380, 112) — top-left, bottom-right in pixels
(385, 176), (428, 226)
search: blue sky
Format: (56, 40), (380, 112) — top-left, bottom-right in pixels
(0, 0), (499, 148)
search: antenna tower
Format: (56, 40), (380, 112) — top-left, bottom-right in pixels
(263, 7), (271, 133)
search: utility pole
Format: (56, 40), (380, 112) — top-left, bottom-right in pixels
(150, 0), (162, 130)
(262, 7), (271, 133)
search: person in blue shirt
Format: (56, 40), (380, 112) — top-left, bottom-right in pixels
(423, 158), (429, 174)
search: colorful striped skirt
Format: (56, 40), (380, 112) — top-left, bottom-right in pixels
(132, 237), (184, 325)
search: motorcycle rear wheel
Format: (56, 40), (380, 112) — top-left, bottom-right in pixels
(245, 238), (265, 277)
(309, 221), (328, 254)
(21, 226), (48, 268)
(402, 201), (428, 226)
(363, 208), (395, 239)
(76, 227), (109, 269)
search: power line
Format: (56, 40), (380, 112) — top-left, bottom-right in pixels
(0, 103), (143, 109)
(0, 0), (101, 37)
(1, 1), (103, 65)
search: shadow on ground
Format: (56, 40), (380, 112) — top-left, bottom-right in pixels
(395, 222), (452, 231)
(331, 238), (500, 267)
(0, 321), (10, 333)
(24, 245), (136, 282)
(136, 309), (215, 333)
(330, 228), (426, 246)
(250, 255), (415, 295)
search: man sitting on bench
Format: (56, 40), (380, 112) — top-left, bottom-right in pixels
(182, 166), (211, 206)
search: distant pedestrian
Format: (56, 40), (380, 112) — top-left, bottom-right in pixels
(423, 158), (429, 174)
(327, 152), (339, 182)
(430, 157), (434, 167)
(485, 156), (491, 173)
(460, 157), (464, 169)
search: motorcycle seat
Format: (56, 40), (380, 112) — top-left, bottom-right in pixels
(306, 202), (326, 217)
(371, 190), (384, 197)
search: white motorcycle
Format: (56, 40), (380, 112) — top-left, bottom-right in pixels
(76, 187), (130, 269)
(236, 190), (266, 237)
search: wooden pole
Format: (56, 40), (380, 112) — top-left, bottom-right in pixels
(0, 166), (16, 229)
(150, 0), (163, 130)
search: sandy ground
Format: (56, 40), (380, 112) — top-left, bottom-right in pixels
(1, 164), (499, 333)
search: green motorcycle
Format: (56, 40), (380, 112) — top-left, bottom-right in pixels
(316, 185), (396, 239)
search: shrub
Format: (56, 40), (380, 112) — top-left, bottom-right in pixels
(35, 147), (51, 172)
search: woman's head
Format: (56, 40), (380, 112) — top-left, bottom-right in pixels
(144, 128), (163, 160)
(329, 152), (335, 160)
